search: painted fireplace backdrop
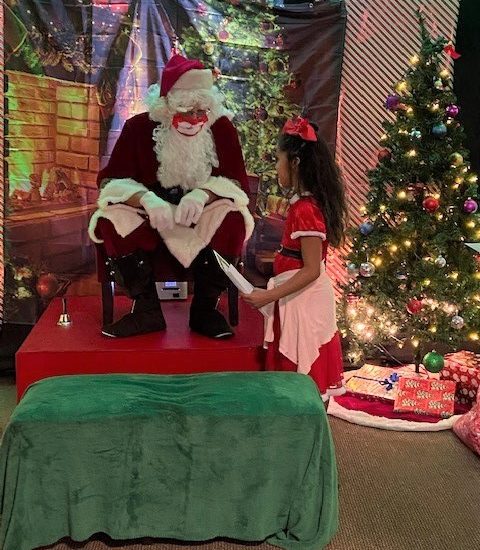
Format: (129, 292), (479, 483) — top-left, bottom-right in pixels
(3, 0), (346, 324)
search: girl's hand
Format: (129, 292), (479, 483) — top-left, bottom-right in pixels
(240, 288), (275, 309)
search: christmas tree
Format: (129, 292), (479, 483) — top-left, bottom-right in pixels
(180, 1), (297, 214)
(342, 12), (480, 371)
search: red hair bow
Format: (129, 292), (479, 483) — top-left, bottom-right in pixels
(282, 117), (317, 142)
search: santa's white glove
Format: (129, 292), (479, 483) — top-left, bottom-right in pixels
(140, 191), (174, 231)
(175, 189), (209, 227)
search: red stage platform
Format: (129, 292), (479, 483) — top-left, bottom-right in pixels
(16, 296), (264, 400)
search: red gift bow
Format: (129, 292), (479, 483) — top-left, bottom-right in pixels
(282, 117), (317, 142)
(444, 44), (461, 60)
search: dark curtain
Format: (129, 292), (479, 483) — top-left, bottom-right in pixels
(454, 0), (480, 174)
(277, 1), (347, 148)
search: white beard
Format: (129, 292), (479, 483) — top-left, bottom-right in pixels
(153, 125), (219, 190)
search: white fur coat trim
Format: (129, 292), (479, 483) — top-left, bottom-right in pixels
(97, 178), (149, 209)
(200, 176), (249, 207)
(89, 198), (254, 268)
(89, 178), (151, 243)
(88, 203), (147, 244)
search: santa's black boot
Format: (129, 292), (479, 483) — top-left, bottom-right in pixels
(189, 248), (235, 339)
(102, 250), (166, 338)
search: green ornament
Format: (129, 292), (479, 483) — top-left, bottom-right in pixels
(422, 351), (445, 373)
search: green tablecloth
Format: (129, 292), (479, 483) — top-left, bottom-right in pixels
(0, 372), (338, 550)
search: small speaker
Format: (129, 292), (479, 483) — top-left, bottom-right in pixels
(155, 281), (188, 300)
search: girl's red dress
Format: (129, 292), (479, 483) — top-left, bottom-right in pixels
(265, 196), (344, 396)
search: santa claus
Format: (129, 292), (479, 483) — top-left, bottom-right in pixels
(89, 54), (254, 339)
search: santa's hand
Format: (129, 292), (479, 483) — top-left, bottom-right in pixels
(140, 191), (174, 231)
(175, 189), (209, 227)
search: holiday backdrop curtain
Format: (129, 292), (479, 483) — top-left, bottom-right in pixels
(3, 0), (345, 324)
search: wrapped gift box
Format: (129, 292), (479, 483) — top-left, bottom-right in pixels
(345, 364), (415, 403)
(440, 351), (480, 407)
(393, 377), (456, 418)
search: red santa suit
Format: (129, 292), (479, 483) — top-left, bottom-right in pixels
(88, 55), (254, 339)
(89, 58), (253, 267)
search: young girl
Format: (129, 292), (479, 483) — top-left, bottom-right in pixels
(242, 116), (348, 401)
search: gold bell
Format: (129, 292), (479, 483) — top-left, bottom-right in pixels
(57, 297), (72, 326)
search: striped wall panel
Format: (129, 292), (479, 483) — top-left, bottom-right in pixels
(331, 0), (460, 292)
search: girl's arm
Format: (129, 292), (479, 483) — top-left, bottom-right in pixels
(241, 236), (322, 309)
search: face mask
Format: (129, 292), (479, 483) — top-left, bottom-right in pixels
(172, 111), (209, 137)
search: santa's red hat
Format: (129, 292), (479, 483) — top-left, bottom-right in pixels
(160, 54), (213, 97)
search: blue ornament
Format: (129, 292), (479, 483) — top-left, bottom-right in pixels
(432, 123), (447, 137)
(359, 221), (374, 236)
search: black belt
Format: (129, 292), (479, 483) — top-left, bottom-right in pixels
(151, 184), (185, 205)
(278, 245), (303, 260)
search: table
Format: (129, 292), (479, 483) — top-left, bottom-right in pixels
(0, 372), (338, 550)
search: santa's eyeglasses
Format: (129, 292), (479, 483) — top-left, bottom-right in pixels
(181, 108), (210, 117)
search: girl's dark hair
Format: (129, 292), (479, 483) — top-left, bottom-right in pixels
(278, 126), (348, 247)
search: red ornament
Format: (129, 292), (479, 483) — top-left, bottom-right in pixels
(196, 3), (208, 16)
(422, 196), (440, 213)
(407, 299), (424, 315)
(218, 29), (230, 42)
(378, 148), (392, 162)
(36, 273), (60, 299)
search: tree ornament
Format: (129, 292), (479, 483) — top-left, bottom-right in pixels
(254, 107), (268, 122)
(203, 43), (215, 56)
(196, 3), (208, 17)
(410, 128), (422, 139)
(359, 262), (376, 277)
(450, 152), (464, 167)
(463, 198), (478, 214)
(36, 273), (60, 299)
(422, 196), (440, 213)
(378, 148), (391, 162)
(218, 29), (230, 42)
(407, 298), (423, 314)
(385, 94), (400, 111)
(264, 35), (276, 48)
(347, 263), (359, 278)
(422, 351), (445, 373)
(258, 62), (268, 74)
(395, 265), (409, 280)
(446, 104), (459, 118)
(451, 315), (465, 330)
(359, 221), (374, 236)
(432, 123), (447, 137)
(260, 21), (274, 33)
(433, 78), (444, 90)
(435, 255), (447, 268)
(410, 129), (422, 139)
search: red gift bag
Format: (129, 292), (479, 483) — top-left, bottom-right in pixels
(453, 393), (480, 456)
